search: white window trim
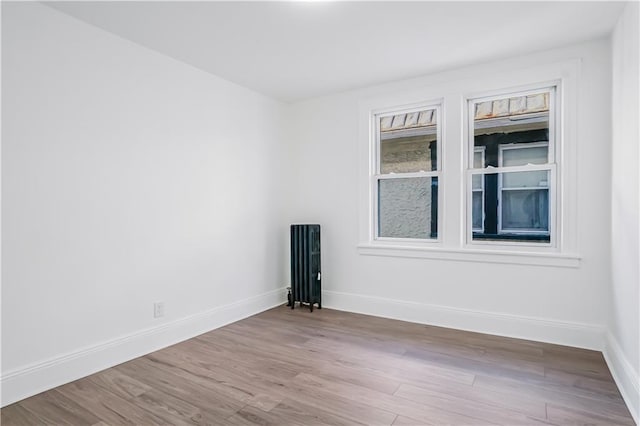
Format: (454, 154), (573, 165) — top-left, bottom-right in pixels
(465, 85), (560, 250)
(371, 102), (444, 245)
(357, 58), (581, 268)
(356, 244), (580, 268)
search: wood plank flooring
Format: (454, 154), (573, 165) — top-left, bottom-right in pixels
(1, 306), (635, 425)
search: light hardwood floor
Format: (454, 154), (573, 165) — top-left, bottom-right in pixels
(1, 306), (635, 425)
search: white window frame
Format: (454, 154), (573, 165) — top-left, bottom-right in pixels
(465, 86), (558, 249)
(357, 58), (580, 267)
(497, 142), (551, 235)
(372, 103), (443, 244)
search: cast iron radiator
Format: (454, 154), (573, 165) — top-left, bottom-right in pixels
(290, 224), (321, 311)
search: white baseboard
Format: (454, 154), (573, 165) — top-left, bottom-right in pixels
(5, 286), (632, 422)
(326, 289), (640, 421)
(603, 332), (639, 424)
(1, 287), (287, 408)
(323, 290), (604, 350)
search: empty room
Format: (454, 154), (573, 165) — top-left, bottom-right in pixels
(1, 1), (639, 425)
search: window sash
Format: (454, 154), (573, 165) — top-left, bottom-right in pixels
(466, 164), (556, 246)
(374, 171), (439, 180)
(374, 175), (439, 242)
(467, 87), (556, 169)
(466, 86), (557, 248)
(375, 105), (442, 176)
(497, 143), (551, 235)
(466, 163), (553, 176)
(373, 103), (442, 242)
(373, 172), (441, 242)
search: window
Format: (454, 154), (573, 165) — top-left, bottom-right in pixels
(359, 59), (579, 266)
(374, 105), (440, 241)
(468, 88), (555, 245)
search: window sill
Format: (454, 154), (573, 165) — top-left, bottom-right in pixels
(357, 243), (581, 268)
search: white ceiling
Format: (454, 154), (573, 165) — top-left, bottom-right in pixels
(47, 1), (626, 102)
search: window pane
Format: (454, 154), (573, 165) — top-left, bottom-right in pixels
(380, 108), (437, 174)
(470, 89), (553, 245)
(472, 175), (483, 190)
(502, 170), (549, 189)
(474, 92), (549, 153)
(502, 145), (548, 166)
(472, 191), (483, 230)
(473, 150), (484, 168)
(502, 189), (549, 232)
(471, 171), (550, 243)
(378, 177), (437, 239)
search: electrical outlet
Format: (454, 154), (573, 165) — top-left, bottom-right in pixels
(154, 302), (165, 318)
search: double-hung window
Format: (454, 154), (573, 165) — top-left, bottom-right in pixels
(373, 105), (441, 241)
(360, 66), (577, 266)
(467, 88), (556, 245)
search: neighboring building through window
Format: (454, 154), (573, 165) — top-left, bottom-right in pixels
(468, 89), (555, 244)
(375, 106), (440, 240)
(472, 147), (486, 232)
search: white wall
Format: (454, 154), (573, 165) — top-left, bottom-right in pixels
(286, 40), (612, 349)
(2, 0), (636, 416)
(610, 2), (640, 421)
(1, 2), (287, 405)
